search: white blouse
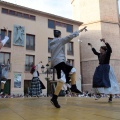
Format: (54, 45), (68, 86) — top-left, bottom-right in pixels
(32, 64), (40, 77)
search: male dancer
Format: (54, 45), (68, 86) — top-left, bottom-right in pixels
(50, 26), (87, 108)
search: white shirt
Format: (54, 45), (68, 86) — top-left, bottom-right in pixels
(33, 64), (40, 77)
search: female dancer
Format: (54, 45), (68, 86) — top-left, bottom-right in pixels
(30, 61), (45, 97)
(88, 39), (120, 102)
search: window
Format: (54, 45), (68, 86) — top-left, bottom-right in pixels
(26, 34), (35, 50)
(23, 14), (29, 19)
(48, 19), (55, 29)
(67, 24), (73, 33)
(25, 55), (35, 71)
(67, 59), (74, 66)
(30, 15), (36, 20)
(2, 8), (36, 21)
(2, 8), (8, 14)
(67, 42), (74, 55)
(0, 29), (11, 48)
(0, 52), (10, 65)
(48, 38), (53, 53)
(16, 12), (22, 17)
(9, 10), (16, 15)
(48, 19), (73, 32)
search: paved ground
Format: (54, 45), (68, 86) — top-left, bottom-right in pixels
(0, 97), (120, 120)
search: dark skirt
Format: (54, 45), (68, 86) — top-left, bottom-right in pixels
(93, 64), (111, 88)
(30, 77), (42, 96)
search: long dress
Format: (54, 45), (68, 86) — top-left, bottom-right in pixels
(92, 42), (120, 95)
(30, 64), (45, 96)
(0, 63), (10, 95)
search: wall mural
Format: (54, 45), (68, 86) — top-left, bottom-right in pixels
(13, 25), (25, 46)
(14, 72), (22, 88)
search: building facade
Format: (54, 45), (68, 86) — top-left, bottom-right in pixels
(0, 1), (82, 95)
(71, 0), (120, 91)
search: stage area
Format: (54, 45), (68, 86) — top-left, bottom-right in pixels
(0, 97), (120, 120)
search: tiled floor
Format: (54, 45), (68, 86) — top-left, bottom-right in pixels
(0, 97), (120, 120)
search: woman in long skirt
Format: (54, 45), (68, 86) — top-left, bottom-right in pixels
(30, 61), (45, 97)
(88, 39), (120, 102)
(0, 59), (10, 97)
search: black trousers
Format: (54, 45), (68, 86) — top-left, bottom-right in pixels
(54, 62), (73, 83)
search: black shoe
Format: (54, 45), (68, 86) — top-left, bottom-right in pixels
(50, 94), (61, 108)
(70, 87), (83, 94)
(70, 84), (83, 94)
(50, 98), (61, 108)
(108, 97), (112, 102)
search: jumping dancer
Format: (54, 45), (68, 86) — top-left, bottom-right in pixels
(88, 39), (120, 102)
(50, 26), (87, 108)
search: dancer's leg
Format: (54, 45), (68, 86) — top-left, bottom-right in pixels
(51, 81), (64, 108)
(70, 72), (82, 94)
(108, 94), (112, 102)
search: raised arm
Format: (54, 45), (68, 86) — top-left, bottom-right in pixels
(101, 38), (112, 53)
(105, 42), (112, 53)
(35, 61), (42, 71)
(58, 26), (87, 45)
(88, 43), (100, 55)
(92, 48), (100, 55)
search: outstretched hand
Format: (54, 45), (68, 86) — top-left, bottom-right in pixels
(88, 43), (92, 48)
(100, 38), (105, 43)
(79, 26), (87, 32)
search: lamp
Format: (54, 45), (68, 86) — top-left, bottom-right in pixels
(46, 64), (49, 69)
(41, 65), (45, 73)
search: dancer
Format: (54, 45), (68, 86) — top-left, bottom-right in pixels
(50, 26), (87, 108)
(30, 61), (45, 97)
(0, 59), (10, 95)
(88, 39), (120, 102)
(0, 27), (9, 92)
